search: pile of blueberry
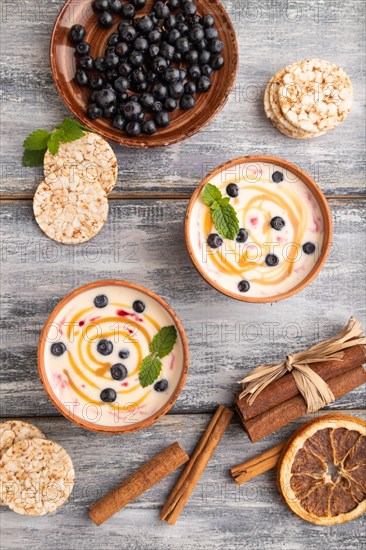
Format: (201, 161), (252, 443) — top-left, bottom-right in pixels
(69, 0), (225, 136)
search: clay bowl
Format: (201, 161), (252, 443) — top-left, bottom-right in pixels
(38, 280), (189, 433)
(50, 0), (238, 148)
(185, 155), (333, 303)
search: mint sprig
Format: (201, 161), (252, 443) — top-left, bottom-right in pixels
(22, 118), (91, 167)
(138, 326), (177, 388)
(202, 183), (239, 240)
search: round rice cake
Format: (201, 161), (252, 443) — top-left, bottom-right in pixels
(277, 58), (353, 133)
(0, 421), (45, 506)
(43, 132), (118, 195)
(33, 174), (109, 244)
(0, 438), (75, 516)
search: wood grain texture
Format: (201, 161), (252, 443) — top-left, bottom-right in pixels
(0, 0), (365, 196)
(1, 198), (365, 417)
(0, 411), (365, 550)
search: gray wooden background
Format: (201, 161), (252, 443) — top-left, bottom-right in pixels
(1, 1), (365, 549)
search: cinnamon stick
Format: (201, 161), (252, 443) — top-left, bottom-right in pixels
(230, 441), (286, 485)
(237, 345), (365, 421)
(239, 365), (366, 442)
(89, 442), (189, 526)
(160, 404), (233, 525)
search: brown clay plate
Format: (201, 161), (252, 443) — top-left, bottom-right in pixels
(50, 0), (238, 148)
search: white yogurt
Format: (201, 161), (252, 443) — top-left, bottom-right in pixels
(42, 284), (185, 427)
(188, 161), (324, 299)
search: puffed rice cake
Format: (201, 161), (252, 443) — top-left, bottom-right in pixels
(43, 132), (117, 195)
(33, 173), (109, 244)
(0, 438), (75, 516)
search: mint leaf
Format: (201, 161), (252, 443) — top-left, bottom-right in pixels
(138, 355), (162, 388)
(22, 148), (47, 167)
(47, 130), (66, 156)
(149, 326), (177, 359)
(203, 183), (222, 206)
(23, 130), (50, 151)
(59, 118), (85, 142)
(211, 201), (239, 240)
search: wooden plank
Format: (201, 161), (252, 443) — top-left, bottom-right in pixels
(1, 198), (365, 417)
(0, 411), (365, 550)
(1, 0), (365, 197)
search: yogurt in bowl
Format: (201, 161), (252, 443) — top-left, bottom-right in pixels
(38, 281), (189, 433)
(185, 156), (332, 302)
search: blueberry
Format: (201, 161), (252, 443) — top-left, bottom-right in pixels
(105, 53), (119, 69)
(272, 171), (284, 183)
(165, 14), (177, 29)
(136, 16), (154, 34)
(302, 242), (316, 254)
(87, 103), (102, 119)
(140, 93), (155, 109)
(134, 36), (148, 51)
(124, 100), (142, 120)
(94, 57), (106, 71)
(152, 82), (168, 100)
(151, 100), (163, 112)
(99, 11), (114, 27)
(103, 104), (117, 119)
(119, 349), (130, 359)
(100, 388), (117, 402)
(132, 0), (146, 8)
(76, 41), (90, 55)
(116, 42), (129, 56)
(207, 233), (223, 248)
(185, 49), (199, 64)
(110, 0), (122, 13)
(125, 121), (141, 135)
(265, 254), (279, 267)
(165, 97), (177, 111)
(121, 2), (135, 18)
(202, 14), (214, 27)
(167, 29), (181, 44)
(118, 62), (132, 76)
(149, 44), (160, 58)
(210, 54), (224, 70)
(110, 363), (128, 381)
(164, 67), (180, 83)
(159, 42), (175, 61)
(196, 38), (208, 51)
(94, 0), (110, 10)
(106, 69), (118, 81)
(197, 76), (211, 92)
(129, 50), (144, 66)
(97, 339), (113, 355)
(113, 115), (126, 130)
(180, 94), (195, 109)
(105, 45), (116, 56)
(79, 55), (94, 70)
(176, 22), (189, 35)
(154, 379), (168, 392)
(94, 294), (108, 308)
(119, 25), (137, 43)
(183, 1), (197, 15)
(148, 29), (161, 44)
(199, 49), (211, 64)
(201, 64), (213, 78)
(132, 69), (146, 84)
(176, 37), (190, 53)
(168, 0), (179, 7)
(236, 228), (248, 243)
(142, 119), (157, 135)
(226, 183), (238, 197)
(205, 27), (218, 40)
(75, 69), (89, 86)
(179, 69), (187, 80)
(69, 24), (86, 44)
(96, 88), (116, 109)
(51, 342), (66, 356)
(133, 300), (145, 313)
(189, 26), (204, 42)
(114, 76), (129, 92)
(184, 81), (196, 94)
(154, 111), (170, 127)
(270, 217), (285, 231)
(209, 39), (224, 53)
(169, 82), (184, 98)
(154, 1), (170, 18)
(89, 75), (105, 89)
(152, 57), (169, 75)
(238, 280), (250, 293)
(188, 64), (201, 80)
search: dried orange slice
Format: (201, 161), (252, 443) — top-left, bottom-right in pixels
(278, 414), (366, 525)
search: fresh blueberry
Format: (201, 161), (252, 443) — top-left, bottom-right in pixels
(51, 342), (66, 356)
(136, 16), (154, 34)
(201, 64), (213, 78)
(197, 76), (211, 92)
(94, 294), (108, 308)
(180, 94), (195, 109)
(121, 2), (135, 18)
(110, 363), (128, 381)
(202, 14), (215, 27)
(100, 388), (117, 402)
(75, 70), (89, 86)
(76, 41), (90, 55)
(93, 0), (110, 11)
(119, 25), (137, 43)
(205, 27), (218, 40)
(302, 242), (316, 254)
(265, 254), (279, 267)
(105, 52), (119, 68)
(116, 42), (129, 56)
(154, 111), (170, 127)
(87, 103), (102, 119)
(152, 56), (169, 73)
(207, 233), (223, 248)
(183, 1), (197, 15)
(79, 55), (94, 70)
(154, 1), (170, 18)
(164, 67), (180, 83)
(209, 39), (224, 53)
(272, 171), (284, 183)
(133, 300), (145, 313)
(142, 119), (157, 134)
(270, 217), (285, 230)
(169, 81), (184, 98)
(97, 339), (113, 355)
(103, 104), (117, 119)
(113, 115), (126, 130)
(152, 82), (168, 100)
(132, 0), (146, 8)
(123, 100), (142, 120)
(129, 50), (144, 66)
(110, 0), (122, 13)
(69, 24), (86, 44)
(176, 36), (190, 53)
(154, 379), (168, 392)
(151, 100), (163, 112)
(133, 36), (148, 51)
(165, 97), (177, 111)
(199, 49), (211, 64)
(189, 26), (205, 42)
(148, 29), (162, 43)
(184, 81), (196, 94)
(149, 44), (160, 58)
(167, 29), (181, 44)
(119, 349), (130, 359)
(118, 61), (132, 76)
(226, 183), (238, 197)
(99, 11), (114, 27)
(238, 280), (250, 293)
(125, 121), (141, 135)
(94, 57), (106, 71)
(96, 88), (116, 109)
(113, 76), (129, 92)
(210, 54), (224, 70)
(140, 93), (155, 109)
(89, 75), (105, 89)
(236, 228), (249, 243)
(185, 49), (199, 64)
